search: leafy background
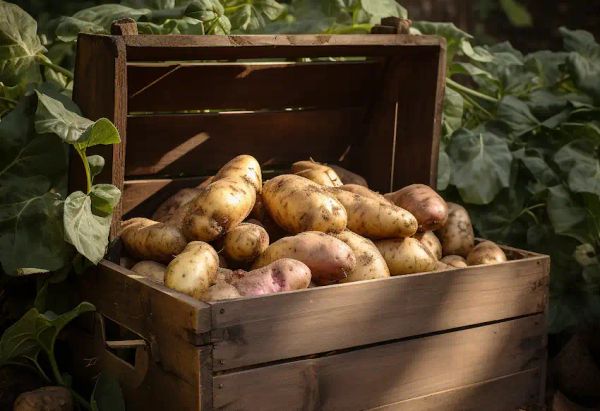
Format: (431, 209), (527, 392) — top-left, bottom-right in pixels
(1, 0), (600, 408)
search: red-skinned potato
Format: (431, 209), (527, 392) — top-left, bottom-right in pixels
(466, 241), (507, 266)
(226, 258), (311, 296)
(385, 184), (448, 232)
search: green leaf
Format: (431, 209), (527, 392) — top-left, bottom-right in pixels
(89, 184), (121, 217)
(0, 1), (45, 87)
(546, 184), (590, 243)
(524, 50), (568, 87)
(34, 91), (92, 144)
(63, 191), (113, 264)
(360, 0), (407, 23)
(447, 129), (512, 205)
(412, 21), (472, 63)
(560, 27), (600, 57)
(226, 0), (284, 32)
(185, 0), (230, 34)
(554, 140), (600, 197)
(79, 118), (121, 149)
(513, 148), (559, 186)
(497, 96), (541, 136)
(91, 373), (126, 411)
(137, 17), (205, 34)
(442, 86), (463, 135)
(560, 27), (600, 102)
(499, 0), (532, 27)
(87, 155), (105, 181)
(437, 150), (451, 191)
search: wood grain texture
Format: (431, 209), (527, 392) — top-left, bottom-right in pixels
(371, 368), (542, 411)
(212, 314), (546, 410)
(210, 255), (549, 371)
(126, 107), (366, 177)
(128, 60), (381, 112)
(122, 34), (443, 61)
(72, 34), (128, 238)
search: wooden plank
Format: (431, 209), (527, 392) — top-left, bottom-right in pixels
(122, 34), (444, 61)
(72, 34), (128, 238)
(371, 368), (542, 410)
(212, 315), (546, 410)
(128, 60), (381, 112)
(210, 255), (549, 371)
(125, 107), (366, 177)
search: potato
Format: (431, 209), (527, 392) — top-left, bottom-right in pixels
(435, 261), (453, 271)
(197, 176), (214, 189)
(229, 258), (311, 296)
(467, 241), (507, 266)
(415, 231), (442, 260)
(14, 386), (72, 411)
(291, 160), (343, 187)
(253, 231), (356, 285)
(213, 154), (262, 192)
(334, 230), (390, 282)
(119, 256), (136, 269)
(385, 184), (448, 232)
(437, 202), (475, 257)
(329, 188), (417, 239)
(250, 194), (288, 241)
(131, 260), (166, 284)
(152, 188), (200, 222)
(375, 237), (437, 275)
(164, 241), (219, 299)
(121, 218), (187, 263)
(262, 174), (347, 234)
(200, 280), (241, 301)
(183, 177), (256, 241)
(339, 184), (387, 202)
(441, 255), (468, 268)
(329, 164), (368, 187)
(223, 222), (269, 263)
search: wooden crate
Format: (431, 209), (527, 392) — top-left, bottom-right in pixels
(69, 20), (549, 411)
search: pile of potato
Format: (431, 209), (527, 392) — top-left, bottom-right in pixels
(120, 155), (508, 302)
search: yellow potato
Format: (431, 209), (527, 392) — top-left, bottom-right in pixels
(339, 184), (387, 202)
(131, 260), (167, 284)
(152, 188), (200, 222)
(385, 184), (448, 232)
(415, 231), (442, 260)
(164, 241), (219, 299)
(466, 241), (507, 266)
(250, 194), (288, 241)
(435, 261), (453, 271)
(223, 222), (269, 263)
(183, 177), (256, 241)
(262, 174), (347, 234)
(291, 160), (343, 187)
(438, 202), (475, 257)
(334, 230), (390, 282)
(375, 237), (437, 276)
(200, 280), (241, 302)
(329, 165), (368, 187)
(441, 255), (468, 268)
(329, 188), (417, 239)
(120, 218), (187, 263)
(213, 154), (262, 192)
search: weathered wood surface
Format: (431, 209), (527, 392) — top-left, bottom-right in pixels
(210, 255), (549, 371)
(212, 314), (546, 410)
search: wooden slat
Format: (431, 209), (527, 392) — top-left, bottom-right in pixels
(125, 108), (366, 177)
(122, 34), (443, 61)
(72, 34), (128, 238)
(210, 255), (549, 371)
(371, 368), (542, 411)
(212, 315), (546, 410)
(128, 61), (381, 112)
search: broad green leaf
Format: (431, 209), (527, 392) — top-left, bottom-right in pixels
(460, 42), (493, 63)
(513, 148), (559, 186)
(91, 373), (126, 411)
(412, 21), (471, 63)
(524, 50), (568, 87)
(63, 191), (113, 264)
(554, 140), (600, 197)
(226, 0), (284, 32)
(34, 91), (92, 143)
(87, 155), (105, 181)
(89, 184), (121, 217)
(0, 1), (45, 87)
(525, 89), (569, 120)
(546, 184), (590, 243)
(499, 0), (532, 27)
(360, 0), (407, 23)
(560, 27), (600, 57)
(497, 96), (540, 136)
(79, 118), (121, 149)
(137, 17), (205, 34)
(185, 0), (231, 34)
(560, 28), (600, 102)
(442, 86), (463, 135)
(437, 150), (451, 191)
(447, 129), (512, 205)
(451, 62), (495, 81)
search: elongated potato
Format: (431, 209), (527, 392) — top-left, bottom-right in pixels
(253, 231), (356, 285)
(250, 194), (288, 241)
(334, 230), (389, 282)
(467, 241), (507, 266)
(223, 222), (269, 263)
(441, 255), (468, 268)
(385, 184), (448, 232)
(375, 237), (437, 275)
(164, 241), (219, 298)
(329, 165), (368, 187)
(415, 231), (442, 260)
(121, 218), (187, 263)
(339, 184), (387, 202)
(438, 202), (475, 257)
(213, 154), (262, 192)
(329, 188), (417, 239)
(291, 160), (343, 187)
(131, 261), (166, 283)
(200, 280), (241, 301)
(262, 174), (347, 234)
(229, 258), (311, 296)
(152, 188), (200, 222)
(183, 177), (256, 241)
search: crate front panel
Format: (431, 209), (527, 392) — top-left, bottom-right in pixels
(212, 314), (546, 410)
(210, 254), (548, 371)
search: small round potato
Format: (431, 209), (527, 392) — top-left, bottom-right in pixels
(339, 184), (387, 202)
(200, 281), (241, 302)
(438, 202), (475, 258)
(214, 155), (262, 192)
(223, 222), (269, 263)
(467, 241), (508, 266)
(334, 230), (390, 282)
(415, 231), (442, 260)
(131, 261), (167, 284)
(152, 188), (200, 222)
(291, 160), (343, 187)
(435, 261), (453, 271)
(441, 255), (468, 268)
(385, 184), (448, 232)
(329, 165), (368, 187)
(375, 237), (437, 276)
(120, 218), (187, 263)
(164, 241), (219, 299)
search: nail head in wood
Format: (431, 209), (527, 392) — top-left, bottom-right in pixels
(111, 18), (138, 35)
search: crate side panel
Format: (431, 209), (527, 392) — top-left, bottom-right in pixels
(211, 256), (549, 371)
(213, 314), (546, 410)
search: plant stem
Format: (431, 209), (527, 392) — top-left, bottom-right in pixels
(460, 90), (494, 119)
(447, 77), (498, 104)
(71, 389), (92, 410)
(0, 96), (18, 105)
(35, 55), (74, 81)
(48, 353), (65, 386)
(76, 148), (92, 193)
